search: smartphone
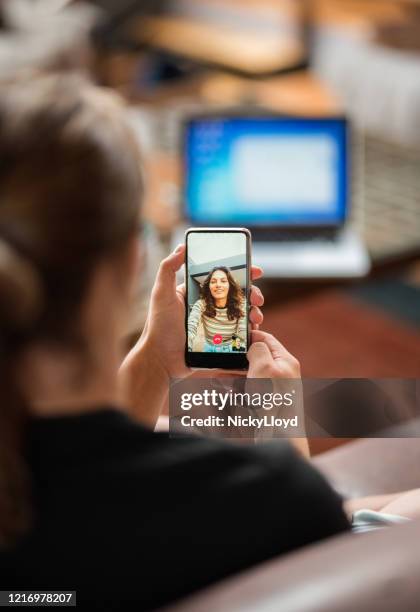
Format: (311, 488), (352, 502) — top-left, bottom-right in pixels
(185, 227), (251, 369)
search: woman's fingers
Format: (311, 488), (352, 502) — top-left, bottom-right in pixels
(250, 285), (264, 307)
(250, 285), (264, 330)
(154, 244), (185, 297)
(251, 329), (300, 376)
(251, 329), (290, 358)
(249, 306), (263, 327)
(247, 341), (273, 372)
(251, 265), (263, 281)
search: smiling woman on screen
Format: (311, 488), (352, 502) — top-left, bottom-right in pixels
(188, 266), (246, 352)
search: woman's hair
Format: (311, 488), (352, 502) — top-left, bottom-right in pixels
(201, 266), (244, 321)
(0, 73), (142, 546)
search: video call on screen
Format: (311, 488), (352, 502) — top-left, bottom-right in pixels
(187, 232), (248, 354)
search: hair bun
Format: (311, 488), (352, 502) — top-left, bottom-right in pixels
(0, 239), (43, 333)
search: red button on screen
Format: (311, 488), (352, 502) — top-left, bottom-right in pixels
(213, 334), (222, 345)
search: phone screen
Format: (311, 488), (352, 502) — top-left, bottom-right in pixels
(185, 229), (250, 369)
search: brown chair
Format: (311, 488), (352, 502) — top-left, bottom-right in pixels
(164, 432), (420, 612)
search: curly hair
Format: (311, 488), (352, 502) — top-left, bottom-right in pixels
(201, 266), (244, 321)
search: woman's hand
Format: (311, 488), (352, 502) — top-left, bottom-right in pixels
(140, 244), (264, 379)
(119, 244), (264, 426)
(247, 330), (301, 379)
(247, 330), (308, 457)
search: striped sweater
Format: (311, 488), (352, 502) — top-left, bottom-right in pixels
(188, 298), (247, 350)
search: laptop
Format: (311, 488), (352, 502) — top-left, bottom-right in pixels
(176, 113), (370, 278)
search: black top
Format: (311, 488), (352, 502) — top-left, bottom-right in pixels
(1, 409), (349, 610)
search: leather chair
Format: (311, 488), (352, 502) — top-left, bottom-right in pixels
(163, 433), (420, 612)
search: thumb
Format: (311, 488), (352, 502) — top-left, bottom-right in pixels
(154, 244), (185, 295)
(247, 341), (273, 372)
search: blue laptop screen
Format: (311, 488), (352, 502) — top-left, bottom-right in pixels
(184, 116), (348, 226)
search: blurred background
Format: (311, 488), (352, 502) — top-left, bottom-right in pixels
(1, 0), (419, 389)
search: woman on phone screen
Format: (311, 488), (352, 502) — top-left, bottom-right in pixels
(188, 266), (246, 352)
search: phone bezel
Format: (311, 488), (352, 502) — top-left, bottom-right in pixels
(185, 227), (251, 370)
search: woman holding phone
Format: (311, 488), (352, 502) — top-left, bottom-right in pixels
(0, 74), (349, 610)
(188, 266), (246, 352)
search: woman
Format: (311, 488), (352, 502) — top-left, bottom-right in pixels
(0, 74), (349, 610)
(188, 266), (246, 352)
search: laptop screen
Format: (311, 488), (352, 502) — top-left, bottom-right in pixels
(184, 116), (348, 226)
